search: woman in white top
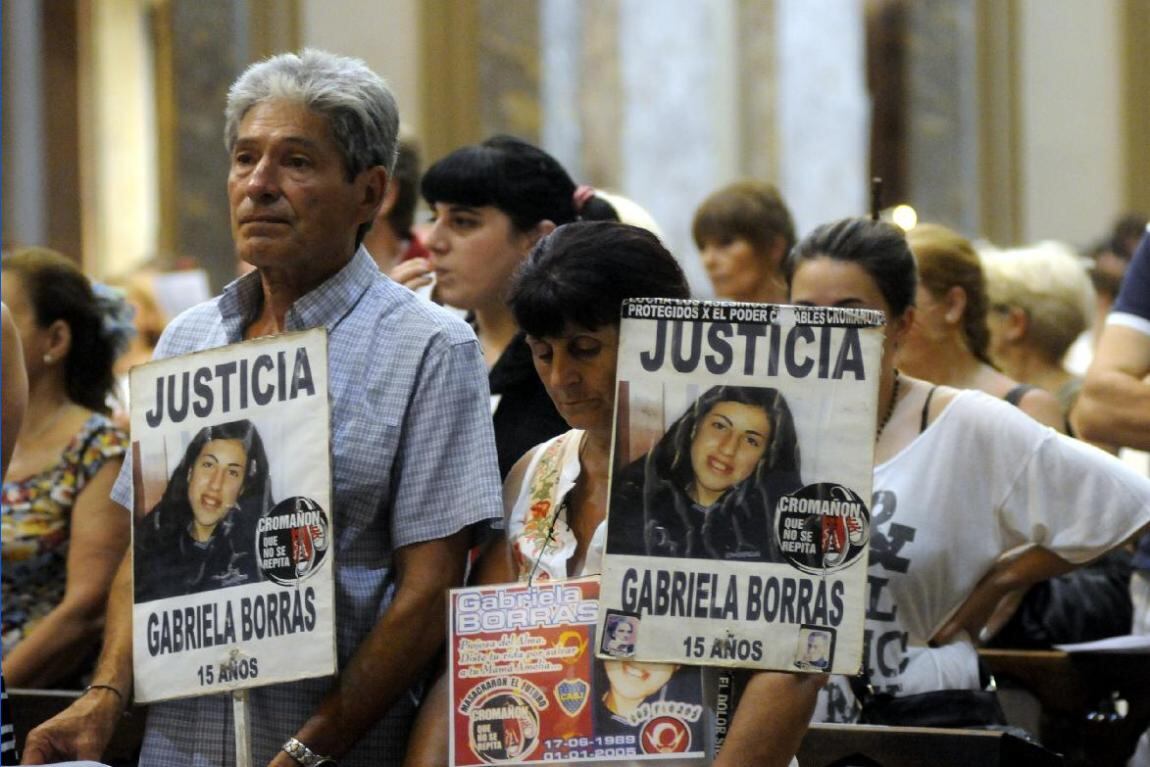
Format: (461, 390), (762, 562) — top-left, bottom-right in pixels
(403, 221), (821, 767)
(783, 217), (1150, 724)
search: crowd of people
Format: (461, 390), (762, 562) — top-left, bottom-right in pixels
(2, 47), (1149, 767)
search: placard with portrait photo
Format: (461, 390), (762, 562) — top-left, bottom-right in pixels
(598, 298), (884, 674)
(129, 329), (336, 703)
(449, 576), (709, 766)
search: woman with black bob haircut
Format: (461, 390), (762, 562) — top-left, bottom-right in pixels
(418, 135), (580, 477)
(404, 222), (821, 767)
(785, 217), (1150, 729)
(608, 383), (801, 562)
(134, 419), (272, 602)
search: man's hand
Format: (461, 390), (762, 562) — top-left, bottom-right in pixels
(21, 687), (122, 764)
(266, 749), (301, 767)
(265, 532), (472, 765)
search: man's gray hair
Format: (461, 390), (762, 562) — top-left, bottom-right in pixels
(224, 48), (399, 179)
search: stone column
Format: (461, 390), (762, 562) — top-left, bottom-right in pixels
(904, 0), (981, 236)
(2, 0), (47, 248)
(478, 0), (542, 143)
(541, 0), (868, 287)
(160, 1), (246, 290)
(540, 0), (585, 180)
(776, 0), (869, 235)
(617, 0), (739, 293)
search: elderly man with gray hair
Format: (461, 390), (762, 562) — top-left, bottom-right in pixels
(23, 49), (502, 767)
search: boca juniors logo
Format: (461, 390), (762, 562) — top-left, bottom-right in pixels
(554, 678), (590, 717)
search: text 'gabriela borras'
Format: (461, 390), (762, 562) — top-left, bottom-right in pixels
(145, 587), (318, 656)
(619, 569), (846, 626)
(455, 583), (598, 634)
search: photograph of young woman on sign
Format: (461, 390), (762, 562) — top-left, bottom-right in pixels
(593, 658), (704, 751)
(607, 384), (802, 562)
(134, 419), (272, 602)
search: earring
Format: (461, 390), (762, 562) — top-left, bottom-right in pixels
(43, 353), (53, 364)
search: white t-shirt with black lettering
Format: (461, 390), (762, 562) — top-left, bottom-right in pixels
(815, 389), (1150, 722)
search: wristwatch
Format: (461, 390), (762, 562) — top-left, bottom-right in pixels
(282, 737), (338, 767)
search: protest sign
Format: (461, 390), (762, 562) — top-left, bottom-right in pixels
(599, 299), (884, 674)
(130, 329), (335, 703)
(450, 577), (709, 766)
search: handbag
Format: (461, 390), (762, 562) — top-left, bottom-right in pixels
(855, 688), (1007, 728)
(849, 668), (1007, 729)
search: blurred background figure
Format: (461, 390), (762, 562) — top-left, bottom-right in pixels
(105, 268), (169, 426)
(586, 189), (665, 240)
(981, 240), (1133, 651)
(981, 241), (1096, 436)
(692, 180), (795, 304)
(898, 223), (1065, 431)
(1066, 213), (1148, 375)
(1, 305), (26, 766)
(1, 247), (132, 689)
(108, 271), (167, 378)
(364, 136), (429, 275)
(2, 304), (27, 479)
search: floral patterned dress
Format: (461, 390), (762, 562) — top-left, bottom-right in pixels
(1, 413), (128, 657)
(507, 430), (607, 581)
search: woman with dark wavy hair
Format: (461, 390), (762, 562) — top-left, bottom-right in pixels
(2, 247), (133, 688)
(609, 384), (801, 562)
(404, 222), (819, 767)
(134, 419), (272, 602)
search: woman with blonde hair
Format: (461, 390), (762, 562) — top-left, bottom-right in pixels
(981, 242), (1095, 433)
(897, 223), (1065, 431)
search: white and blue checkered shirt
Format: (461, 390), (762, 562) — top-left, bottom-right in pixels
(113, 248), (503, 766)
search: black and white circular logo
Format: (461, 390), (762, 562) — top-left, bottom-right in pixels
(256, 496), (330, 585)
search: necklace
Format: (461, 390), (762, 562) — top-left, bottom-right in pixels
(876, 369), (901, 439)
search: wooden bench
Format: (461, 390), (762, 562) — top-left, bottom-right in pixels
(797, 722), (1063, 766)
(980, 648), (1150, 766)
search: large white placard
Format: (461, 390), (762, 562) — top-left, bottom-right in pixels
(598, 299), (884, 674)
(130, 329), (336, 703)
